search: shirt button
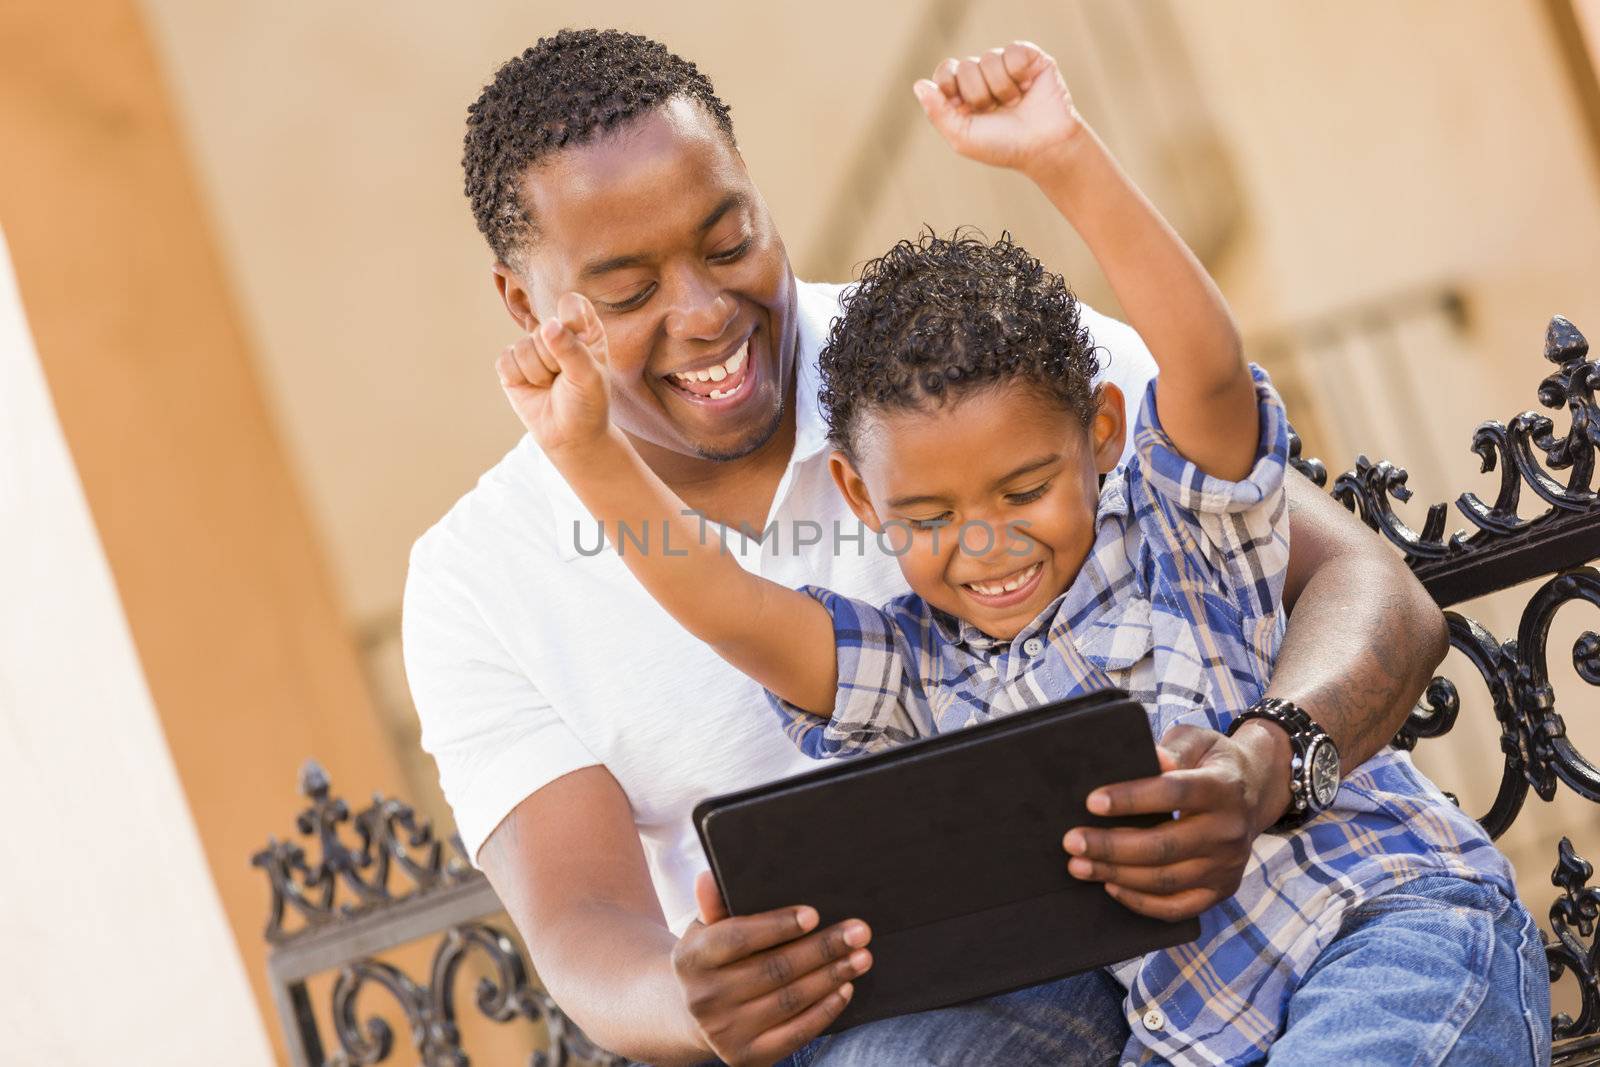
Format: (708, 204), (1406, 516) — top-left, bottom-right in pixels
(1141, 1007), (1166, 1032)
(1022, 637), (1045, 656)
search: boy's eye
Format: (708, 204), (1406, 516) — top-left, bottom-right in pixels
(1005, 482), (1051, 505)
(709, 237), (752, 264)
(907, 513), (953, 531)
(599, 283), (657, 312)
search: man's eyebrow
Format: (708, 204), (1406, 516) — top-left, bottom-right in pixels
(576, 195), (746, 279)
(578, 252), (651, 279)
(698, 193), (745, 234)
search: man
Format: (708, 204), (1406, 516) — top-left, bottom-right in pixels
(405, 28), (1545, 1067)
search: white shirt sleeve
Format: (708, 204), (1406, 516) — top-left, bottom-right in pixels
(1079, 303), (1159, 468)
(402, 540), (600, 865)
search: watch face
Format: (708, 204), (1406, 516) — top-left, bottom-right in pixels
(1308, 739), (1341, 809)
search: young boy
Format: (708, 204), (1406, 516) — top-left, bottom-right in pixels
(498, 41), (1530, 1067)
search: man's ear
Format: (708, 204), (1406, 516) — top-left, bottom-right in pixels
(1090, 383), (1127, 474)
(492, 262), (538, 334)
(827, 450), (885, 533)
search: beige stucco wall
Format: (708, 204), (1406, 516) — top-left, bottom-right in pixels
(0, 227), (273, 1064)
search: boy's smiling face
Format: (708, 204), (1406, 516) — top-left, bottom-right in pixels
(831, 381), (1126, 641)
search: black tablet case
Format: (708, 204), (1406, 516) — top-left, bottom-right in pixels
(693, 689), (1201, 1031)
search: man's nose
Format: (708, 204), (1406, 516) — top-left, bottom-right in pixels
(663, 267), (737, 341)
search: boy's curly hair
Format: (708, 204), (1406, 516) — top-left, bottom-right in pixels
(463, 28), (734, 267)
(818, 229), (1102, 455)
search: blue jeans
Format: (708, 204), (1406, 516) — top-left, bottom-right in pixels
(787, 968), (1128, 1067)
(783, 875), (1551, 1066)
(1263, 875), (1550, 1066)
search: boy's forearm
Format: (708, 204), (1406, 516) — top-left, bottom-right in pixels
(1023, 124), (1258, 477)
(549, 434), (840, 712)
(550, 432), (770, 647)
(1022, 124), (1241, 393)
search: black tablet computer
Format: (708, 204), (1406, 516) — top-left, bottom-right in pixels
(692, 689), (1200, 1032)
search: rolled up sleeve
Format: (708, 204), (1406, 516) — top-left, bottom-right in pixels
(1129, 364), (1292, 618)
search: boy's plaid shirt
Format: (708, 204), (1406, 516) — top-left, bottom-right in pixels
(768, 368), (1518, 1065)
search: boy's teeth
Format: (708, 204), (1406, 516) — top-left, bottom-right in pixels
(967, 562), (1040, 596)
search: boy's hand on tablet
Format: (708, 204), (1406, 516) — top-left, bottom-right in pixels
(495, 291), (614, 459)
(912, 41), (1085, 177)
(671, 871), (872, 1066)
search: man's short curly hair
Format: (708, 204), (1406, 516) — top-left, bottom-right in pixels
(819, 230), (1102, 455)
(463, 28), (734, 266)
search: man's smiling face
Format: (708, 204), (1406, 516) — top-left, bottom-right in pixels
(499, 96), (797, 464)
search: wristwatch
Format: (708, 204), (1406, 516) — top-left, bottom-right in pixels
(1227, 697), (1341, 832)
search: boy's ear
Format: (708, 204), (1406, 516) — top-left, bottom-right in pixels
(1090, 383), (1126, 474)
(828, 450), (885, 532)
(492, 262), (539, 333)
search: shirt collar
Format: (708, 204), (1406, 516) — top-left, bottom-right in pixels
(788, 279), (842, 464)
(542, 280), (845, 562)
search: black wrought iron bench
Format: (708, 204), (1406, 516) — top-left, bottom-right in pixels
(253, 315), (1600, 1065)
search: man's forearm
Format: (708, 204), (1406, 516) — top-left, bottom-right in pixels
(529, 903), (707, 1065)
(477, 772), (709, 1066)
(1265, 473), (1449, 769)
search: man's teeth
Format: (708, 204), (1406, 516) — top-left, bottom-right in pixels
(966, 563), (1041, 596)
(670, 342), (748, 393)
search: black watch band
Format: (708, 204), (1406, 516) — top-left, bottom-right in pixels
(1227, 697), (1341, 832)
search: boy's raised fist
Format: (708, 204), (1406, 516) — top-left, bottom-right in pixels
(912, 41), (1084, 176)
(496, 291), (614, 457)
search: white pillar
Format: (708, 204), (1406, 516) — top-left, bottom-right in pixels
(0, 226), (274, 1064)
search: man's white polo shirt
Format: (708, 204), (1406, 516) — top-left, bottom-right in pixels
(402, 279), (1156, 934)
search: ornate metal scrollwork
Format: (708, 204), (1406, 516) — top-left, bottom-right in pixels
(1327, 315), (1597, 570)
(1550, 838), (1600, 1042)
(253, 760), (474, 943)
(1316, 316), (1600, 838)
(256, 765), (626, 1065)
(1513, 569), (1600, 805)
(1404, 571), (1600, 839)
(428, 923), (624, 1067)
(1287, 428), (1327, 488)
(320, 921), (626, 1067)
(1298, 316), (1600, 1057)
(328, 957), (433, 1067)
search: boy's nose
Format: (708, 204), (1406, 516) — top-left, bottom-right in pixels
(954, 517), (1013, 562)
(955, 515), (1037, 567)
